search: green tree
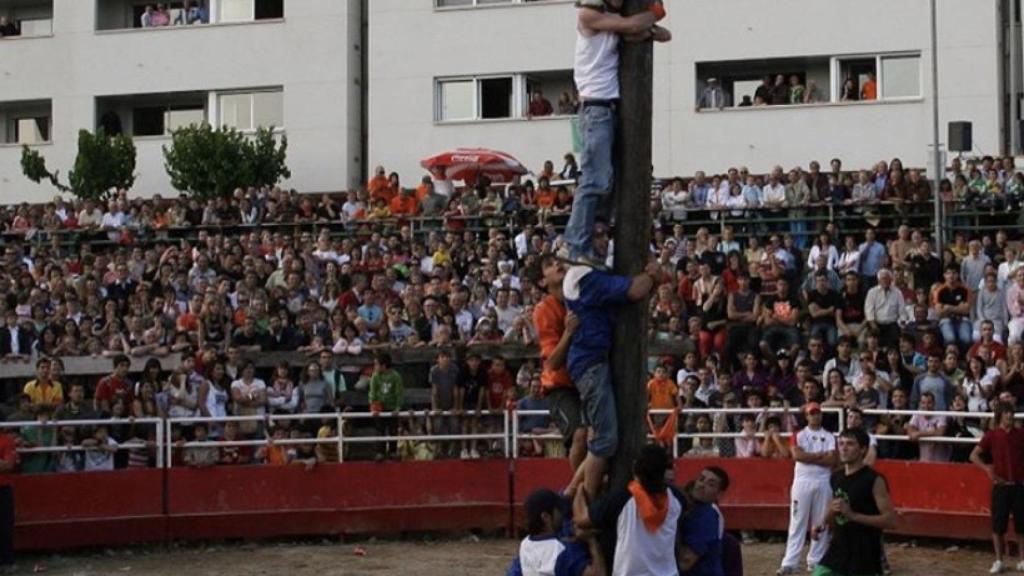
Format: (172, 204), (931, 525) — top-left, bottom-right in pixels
(163, 125), (289, 200)
(21, 129), (136, 201)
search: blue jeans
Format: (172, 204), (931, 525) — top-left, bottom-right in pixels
(939, 317), (972, 348)
(564, 104), (616, 259)
(575, 362), (618, 458)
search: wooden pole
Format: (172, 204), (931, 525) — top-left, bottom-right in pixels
(609, 0), (654, 492)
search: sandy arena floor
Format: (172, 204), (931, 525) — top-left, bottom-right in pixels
(12, 538), (996, 575)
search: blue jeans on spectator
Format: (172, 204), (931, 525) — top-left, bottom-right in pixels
(789, 218), (807, 249)
(575, 362), (618, 458)
(939, 317), (972, 349)
(564, 103), (616, 259)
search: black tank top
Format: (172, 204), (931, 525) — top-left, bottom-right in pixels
(732, 290), (756, 318)
(821, 466), (884, 575)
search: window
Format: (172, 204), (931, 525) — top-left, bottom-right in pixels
(881, 55), (921, 99)
(218, 0), (283, 23)
(479, 77), (512, 119)
(524, 70), (576, 116)
(218, 90), (284, 131)
(437, 73), (573, 122)
(439, 80), (475, 121)
(696, 57), (830, 108)
(97, 92), (207, 137)
(15, 118), (49, 144)
(1, 100), (52, 144)
(131, 105), (205, 136)
(695, 52), (921, 110)
(837, 58), (876, 102)
(436, 77), (514, 121)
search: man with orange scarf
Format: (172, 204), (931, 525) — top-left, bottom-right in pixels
(574, 444), (687, 575)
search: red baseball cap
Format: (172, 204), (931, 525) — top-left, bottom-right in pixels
(804, 402), (821, 415)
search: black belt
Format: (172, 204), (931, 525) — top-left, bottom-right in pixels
(581, 99), (619, 109)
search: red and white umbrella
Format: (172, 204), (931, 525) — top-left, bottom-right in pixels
(420, 148), (529, 185)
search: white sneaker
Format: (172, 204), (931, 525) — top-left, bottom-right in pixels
(776, 567), (797, 576)
(806, 564), (816, 574)
(991, 560), (1004, 574)
(1015, 560), (1024, 572)
(470, 449), (481, 459)
(460, 449), (470, 460)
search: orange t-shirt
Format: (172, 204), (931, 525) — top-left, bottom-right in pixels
(389, 195), (419, 216)
(265, 442), (289, 466)
(535, 189), (556, 209)
(861, 80), (877, 101)
(647, 377), (678, 410)
(533, 295), (571, 390)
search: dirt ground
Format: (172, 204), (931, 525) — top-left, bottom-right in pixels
(12, 538), (995, 575)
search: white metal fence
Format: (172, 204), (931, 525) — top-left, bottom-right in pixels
(2, 406), (1018, 471)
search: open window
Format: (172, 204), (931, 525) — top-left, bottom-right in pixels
(436, 76), (513, 121)
(0, 0), (53, 37)
(0, 100), (52, 144)
(524, 70), (576, 116)
(96, 92), (207, 137)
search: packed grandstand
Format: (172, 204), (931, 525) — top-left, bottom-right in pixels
(0, 154), (1021, 472)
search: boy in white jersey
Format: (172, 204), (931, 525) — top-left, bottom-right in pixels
(778, 402), (837, 575)
(564, 0), (670, 266)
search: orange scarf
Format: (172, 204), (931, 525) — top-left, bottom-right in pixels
(646, 410), (678, 449)
(628, 481), (669, 533)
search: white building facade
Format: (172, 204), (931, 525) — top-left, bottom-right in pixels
(0, 0), (363, 203)
(369, 0), (1012, 182)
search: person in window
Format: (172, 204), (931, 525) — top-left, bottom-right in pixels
(861, 71), (878, 100)
(150, 3), (171, 26)
(557, 91), (577, 115)
(699, 77), (730, 110)
(528, 90), (554, 118)
(140, 5), (155, 27)
(788, 74), (805, 104)
(770, 74), (789, 105)
(754, 75), (773, 105)
(0, 16), (19, 37)
(840, 77), (858, 102)
(804, 80), (824, 104)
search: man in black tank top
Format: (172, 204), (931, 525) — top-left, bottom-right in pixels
(811, 428), (896, 576)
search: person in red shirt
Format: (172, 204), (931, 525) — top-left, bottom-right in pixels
(528, 255), (586, 472)
(484, 357), (514, 411)
(969, 320), (1007, 362)
(0, 424), (17, 568)
(94, 354), (134, 414)
(971, 401), (1024, 574)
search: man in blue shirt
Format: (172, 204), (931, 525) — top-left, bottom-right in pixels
(563, 220), (659, 500)
(507, 489), (603, 576)
(680, 467), (731, 576)
(858, 228), (886, 289)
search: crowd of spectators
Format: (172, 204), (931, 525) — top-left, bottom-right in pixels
(701, 72), (875, 109)
(139, 1), (209, 28)
(0, 153), (1021, 473)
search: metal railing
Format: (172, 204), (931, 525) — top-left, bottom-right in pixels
(4, 406), (1020, 472)
(0, 417), (165, 468)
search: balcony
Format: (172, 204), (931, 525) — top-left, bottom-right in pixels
(0, 0), (53, 39)
(96, 92), (207, 137)
(96, 0), (283, 32)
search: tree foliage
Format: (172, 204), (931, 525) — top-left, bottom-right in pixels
(163, 125), (290, 200)
(21, 129), (136, 201)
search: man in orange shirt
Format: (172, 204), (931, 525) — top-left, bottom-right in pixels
(389, 188), (419, 217)
(861, 72), (877, 101)
(527, 254), (586, 473)
(367, 165), (389, 197)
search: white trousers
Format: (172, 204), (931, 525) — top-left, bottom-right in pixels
(780, 477), (832, 570)
(1009, 318), (1024, 345)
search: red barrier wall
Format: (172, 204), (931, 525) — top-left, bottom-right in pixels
(166, 460), (510, 541)
(9, 458), (1004, 551)
(11, 469), (166, 551)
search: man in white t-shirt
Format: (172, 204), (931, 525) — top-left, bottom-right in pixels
(563, 0), (669, 266)
(778, 402), (837, 575)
